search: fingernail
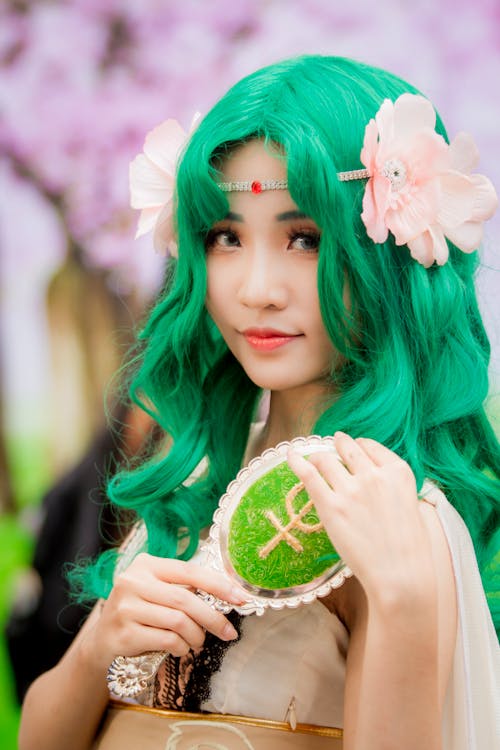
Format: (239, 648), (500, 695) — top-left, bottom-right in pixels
(287, 448), (302, 464)
(334, 431), (347, 438)
(228, 585), (252, 604)
(221, 622), (238, 641)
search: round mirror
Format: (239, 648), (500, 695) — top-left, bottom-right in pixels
(202, 435), (351, 614)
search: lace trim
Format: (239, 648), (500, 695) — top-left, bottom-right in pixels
(153, 611), (242, 712)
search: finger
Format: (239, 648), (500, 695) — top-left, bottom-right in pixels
(305, 450), (351, 491)
(124, 622), (193, 658)
(334, 431), (373, 474)
(135, 580), (238, 642)
(287, 449), (337, 515)
(145, 557), (249, 605)
(136, 600), (207, 650)
(355, 437), (403, 467)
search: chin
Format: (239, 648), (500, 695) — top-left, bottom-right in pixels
(243, 367), (314, 393)
(251, 378), (298, 391)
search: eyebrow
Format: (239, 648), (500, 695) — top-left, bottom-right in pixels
(276, 210), (309, 221)
(223, 209), (310, 222)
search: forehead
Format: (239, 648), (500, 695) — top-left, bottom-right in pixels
(220, 139), (287, 181)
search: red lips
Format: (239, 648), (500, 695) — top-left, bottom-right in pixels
(242, 328), (300, 351)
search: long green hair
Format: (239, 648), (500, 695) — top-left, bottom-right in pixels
(72, 55), (500, 635)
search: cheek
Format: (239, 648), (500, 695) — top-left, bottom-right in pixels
(205, 292), (219, 326)
(307, 294), (338, 358)
(205, 261), (219, 310)
(205, 272), (229, 328)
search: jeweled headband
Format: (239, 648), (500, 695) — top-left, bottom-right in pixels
(129, 95), (497, 267)
(215, 170), (370, 194)
(216, 179), (288, 193)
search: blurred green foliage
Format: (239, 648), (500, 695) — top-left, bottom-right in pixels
(0, 434), (48, 748)
(8, 434), (52, 509)
(0, 515), (34, 749)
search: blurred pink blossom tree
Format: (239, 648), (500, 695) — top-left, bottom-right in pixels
(1, 0), (499, 281)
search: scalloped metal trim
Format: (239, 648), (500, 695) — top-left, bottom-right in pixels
(107, 652), (167, 699)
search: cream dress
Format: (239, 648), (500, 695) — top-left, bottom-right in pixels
(114, 430), (500, 748)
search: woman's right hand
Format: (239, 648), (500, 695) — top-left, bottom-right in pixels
(83, 553), (248, 671)
(19, 552), (248, 750)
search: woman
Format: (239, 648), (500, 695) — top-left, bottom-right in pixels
(19, 55), (499, 750)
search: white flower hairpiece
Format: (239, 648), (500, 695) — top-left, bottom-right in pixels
(129, 113), (201, 258)
(357, 93), (498, 267)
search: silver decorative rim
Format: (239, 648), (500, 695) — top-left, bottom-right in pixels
(199, 435), (352, 616)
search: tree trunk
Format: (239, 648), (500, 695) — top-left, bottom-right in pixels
(46, 245), (139, 477)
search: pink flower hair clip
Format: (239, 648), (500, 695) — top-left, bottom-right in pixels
(345, 93), (498, 267)
(129, 113), (201, 258)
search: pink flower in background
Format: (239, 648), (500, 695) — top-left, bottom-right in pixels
(360, 94), (498, 267)
(129, 114), (200, 257)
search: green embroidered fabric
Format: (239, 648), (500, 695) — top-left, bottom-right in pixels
(228, 460), (339, 590)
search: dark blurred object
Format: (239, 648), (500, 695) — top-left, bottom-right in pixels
(4, 405), (154, 702)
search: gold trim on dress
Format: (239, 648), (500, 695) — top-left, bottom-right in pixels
(108, 700), (343, 738)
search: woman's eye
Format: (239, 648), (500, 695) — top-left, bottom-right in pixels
(288, 232), (321, 253)
(206, 228), (240, 250)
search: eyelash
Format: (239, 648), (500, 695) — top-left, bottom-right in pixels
(205, 226), (321, 253)
(287, 229), (321, 253)
(205, 226), (239, 249)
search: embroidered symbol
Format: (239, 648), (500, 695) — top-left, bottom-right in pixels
(166, 720), (256, 749)
(258, 482), (324, 559)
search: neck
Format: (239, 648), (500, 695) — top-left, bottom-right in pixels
(257, 382), (335, 454)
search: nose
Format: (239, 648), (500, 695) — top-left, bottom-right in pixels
(237, 249), (288, 309)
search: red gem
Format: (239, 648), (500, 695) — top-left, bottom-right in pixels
(251, 180), (262, 194)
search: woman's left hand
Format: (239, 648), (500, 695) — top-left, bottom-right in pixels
(287, 432), (434, 601)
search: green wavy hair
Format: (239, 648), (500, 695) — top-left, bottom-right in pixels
(71, 55), (500, 635)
